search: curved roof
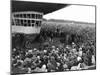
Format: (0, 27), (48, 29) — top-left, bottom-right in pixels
(12, 0), (70, 15)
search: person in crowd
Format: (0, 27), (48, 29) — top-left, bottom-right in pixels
(12, 39), (95, 73)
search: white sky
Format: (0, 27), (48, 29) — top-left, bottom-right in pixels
(43, 5), (95, 23)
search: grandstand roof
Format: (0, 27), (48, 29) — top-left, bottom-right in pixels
(12, 0), (70, 15)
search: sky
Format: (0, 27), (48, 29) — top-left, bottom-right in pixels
(43, 5), (95, 23)
(15, 0), (96, 23)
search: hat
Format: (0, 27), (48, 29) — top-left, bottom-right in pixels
(13, 48), (16, 51)
(56, 48), (59, 50)
(28, 50), (32, 53)
(77, 56), (82, 61)
(44, 50), (47, 53)
(72, 42), (75, 45)
(79, 47), (82, 51)
(41, 64), (46, 69)
(34, 48), (37, 51)
(52, 46), (56, 49)
(37, 56), (40, 59)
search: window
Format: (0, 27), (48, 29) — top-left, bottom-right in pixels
(35, 14), (38, 19)
(38, 21), (41, 26)
(23, 20), (27, 26)
(23, 14), (26, 18)
(20, 20), (23, 26)
(32, 24), (34, 27)
(38, 15), (40, 19)
(32, 20), (35, 23)
(24, 20), (27, 23)
(17, 19), (20, 23)
(20, 14), (23, 18)
(40, 15), (42, 19)
(14, 14), (16, 17)
(24, 24), (27, 26)
(17, 19), (20, 25)
(30, 14), (32, 18)
(28, 20), (30, 23)
(15, 19), (17, 25)
(12, 20), (14, 25)
(32, 14), (35, 18)
(38, 15), (42, 19)
(35, 21), (39, 27)
(26, 20), (31, 26)
(31, 20), (35, 27)
(26, 22), (31, 26)
(16, 14), (19, 17)
(19, 19), (21, 26)
(27, 14), (30, 18)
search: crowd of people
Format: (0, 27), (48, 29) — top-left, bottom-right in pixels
(12, 23), (96, 74)
(11, 40), (96, 74)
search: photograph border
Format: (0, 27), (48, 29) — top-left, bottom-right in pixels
(10, 0), (97, 74)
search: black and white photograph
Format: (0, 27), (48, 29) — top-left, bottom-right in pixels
(11, 0), (96, 74)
